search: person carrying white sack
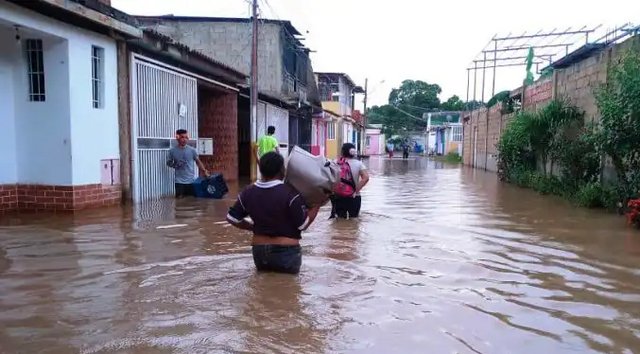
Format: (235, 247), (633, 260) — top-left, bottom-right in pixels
(329, 143), (370, 219)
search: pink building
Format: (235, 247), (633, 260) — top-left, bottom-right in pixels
(311, 113), (328, 156)
(365, 127), (385, 156)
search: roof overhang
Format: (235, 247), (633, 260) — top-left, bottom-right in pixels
(9, 0), (142, 38)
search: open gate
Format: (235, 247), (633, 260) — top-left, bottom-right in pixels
(130, 56), (198, 202)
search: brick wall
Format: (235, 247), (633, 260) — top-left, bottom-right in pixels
(554, 52), (608, 122)
(199, 89), (239, 181)
(523, 79), (553, 111)
(0, 184), (121, 213)
(0, 185), (17, 214)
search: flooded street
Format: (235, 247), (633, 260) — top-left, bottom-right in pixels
(1, 157), (640, 354)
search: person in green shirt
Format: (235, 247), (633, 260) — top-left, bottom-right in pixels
(256, 126), (279, 161)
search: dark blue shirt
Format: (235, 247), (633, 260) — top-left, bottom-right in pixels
(227, 180), (309, 239)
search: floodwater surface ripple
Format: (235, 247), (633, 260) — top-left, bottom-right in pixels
(1, 157), (639, 353)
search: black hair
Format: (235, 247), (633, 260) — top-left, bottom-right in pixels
(341, 143), (356, 158)
(259, 151), (284, 179)
(176, 129), (187, 135)
(267, 126), (276, 135)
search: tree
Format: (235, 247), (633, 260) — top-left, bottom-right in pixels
(368, 79), (476, 137)
(441, 95), (465, 111)
(594, 47), (640, 200)
(367, 105), (409, 138)
(389, 80), (442, 113)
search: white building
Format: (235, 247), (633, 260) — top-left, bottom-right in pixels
(0, 0), (141, 212)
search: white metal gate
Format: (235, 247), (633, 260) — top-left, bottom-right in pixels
(131, 56), (198, 202)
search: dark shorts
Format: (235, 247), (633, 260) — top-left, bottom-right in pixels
(175, 183), (194, 198)
(330, 195), (362, 219)
(252, 244), (302, 274)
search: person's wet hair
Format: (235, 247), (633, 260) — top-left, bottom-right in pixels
(259, 151), (284, 179)
(176, 129), (187, 135)
(341, 143), (356, 158)
(267, 126), (276, 135)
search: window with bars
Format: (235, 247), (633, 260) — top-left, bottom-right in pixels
(91, 46), (105, 109)
(25, 39), (45, 102)
(327, 122), (336, 140)
(452, 126), (463, 142)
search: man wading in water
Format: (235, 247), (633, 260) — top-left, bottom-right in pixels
(226, 152), (323, 274)
(167, 129), (209, 198)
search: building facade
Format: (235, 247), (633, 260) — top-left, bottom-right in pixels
(0, 0), (141, 213)
(122, 30), (246, 202)
(316, 72), (364, 157)
(135, 16), (322, 180)
(365, 127), (385, 156)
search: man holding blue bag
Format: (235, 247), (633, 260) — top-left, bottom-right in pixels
(167, 129), (209, 198)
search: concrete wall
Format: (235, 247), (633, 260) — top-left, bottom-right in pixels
(141, 20), (282, 97)
(68, 30), (119, 185)
(365, 131), (382, 155)
(463, 105), (508, 172)
(0, 30), (18, 185)
(463, 36), (640, 174)
(1, 1), (119, 187)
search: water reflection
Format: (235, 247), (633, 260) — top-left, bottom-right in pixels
(0, 157), (639, 353)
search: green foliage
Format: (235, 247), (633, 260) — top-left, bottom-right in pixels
(435, 152), (462, 164)
(594, 46), (640, 203)
(465, 100), (485, 110)
(496, 46), (640, 213)
(441, 95), (465, 111)
(368, 80), (480, 137)
(487, 90), (510, 108)
(389, 80), (442, 112)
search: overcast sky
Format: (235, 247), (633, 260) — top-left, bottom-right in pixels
(112, 0), (640, 110)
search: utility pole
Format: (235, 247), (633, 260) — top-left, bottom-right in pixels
(362, 78), (368, 156)
(250, 0), (259, 180)
(363, 78), (368, 114)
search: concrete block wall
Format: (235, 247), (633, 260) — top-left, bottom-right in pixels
(463, 36), (640, 176)
(554, 54), (607, 122)
(142, 20), (283, 97)
(463, 104), (512, 172)
(198, 90), (239, 182)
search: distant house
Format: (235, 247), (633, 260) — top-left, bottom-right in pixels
(365, 126), (385, 156)
(315, 72), (365, 157)
(135, 15), (323, 180)
(0, 0), (141, 212)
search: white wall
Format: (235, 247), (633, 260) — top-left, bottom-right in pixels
(68, 33), (119, 185)
(1, 1), (119, 186)
(13, 34), (72, 185)
(0, 31), (18, 184)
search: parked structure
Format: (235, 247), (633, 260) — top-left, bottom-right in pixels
(0, 0), (141, 213)
(323, 109), (341, 159)
(135, 16), (322, 180)
(365, 125), (386, 156)
(122, 30), (246, 202)
(316, 72), (365, 155)
(433, 123), (463, 156)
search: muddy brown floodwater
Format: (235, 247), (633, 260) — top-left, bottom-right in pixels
(1, 157), (640, 354)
